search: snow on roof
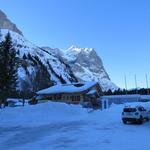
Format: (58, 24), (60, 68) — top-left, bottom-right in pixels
(86, 89), (97, 95)
(37, 82), (98, 95)
(7, 98), (22, 103)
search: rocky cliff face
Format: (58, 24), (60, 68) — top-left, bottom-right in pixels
(62, 46), (117, 91)
(0, 10), (22, 35)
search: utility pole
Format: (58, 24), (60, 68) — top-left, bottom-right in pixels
(146, 74), (149, 95)
(124, 75), (128, 95)
(134, 74), (138, 94)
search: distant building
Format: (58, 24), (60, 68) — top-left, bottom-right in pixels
(102, 94), (141, 105)
(36, 82), (103, 104)
(100, 94), (141, 109)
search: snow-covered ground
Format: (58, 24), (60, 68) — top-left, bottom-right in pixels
(0, 102), (150, 150)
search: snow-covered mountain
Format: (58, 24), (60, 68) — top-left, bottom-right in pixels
(0, 29), (78, 93)
(0, 9), (118, 92)
(41, 46), (118, 91)
(62, 46), (118, 91)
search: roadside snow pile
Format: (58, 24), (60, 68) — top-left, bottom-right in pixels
(0, 102), (87, 127)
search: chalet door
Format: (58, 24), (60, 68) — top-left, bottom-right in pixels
(104, 100), (107, 109)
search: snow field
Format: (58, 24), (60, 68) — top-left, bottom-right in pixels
(0, 101), (150, 150)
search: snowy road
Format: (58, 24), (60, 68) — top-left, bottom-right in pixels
(0, 102), (150, 150)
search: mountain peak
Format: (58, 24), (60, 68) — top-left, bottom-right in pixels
(0, 9), (23, 35)
(67, 45), (94, 53)
(68, 45), (78, 50)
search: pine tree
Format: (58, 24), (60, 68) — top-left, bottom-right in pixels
(0, 32), (18, 105)
(23, 53), (27, 59)
(32, 61), (52, 92)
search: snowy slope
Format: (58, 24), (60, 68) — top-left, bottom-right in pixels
(0, 101), (150, 150)
(62, 46), (118, 91)
(0, 29), (78, 92)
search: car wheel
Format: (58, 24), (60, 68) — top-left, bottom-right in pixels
(138, 116), (143, 124)
(145, 117), (149, 121)
(122, 119), (127, 124)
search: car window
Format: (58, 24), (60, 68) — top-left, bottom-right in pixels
(138, 107), (143, 111)
(123, 108), (136, 112)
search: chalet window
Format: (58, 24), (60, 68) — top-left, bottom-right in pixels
(49, 97), (52, 100)
(57, 94), (62, 99)
(53, 94), (62, 100)
(77, 96), (80, 101)
(45, 95), (53, 100)
(71, 96), (80, 101)
(54, 94), (57, 100)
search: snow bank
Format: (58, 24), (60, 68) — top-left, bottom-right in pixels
(0, 102), (87, 127)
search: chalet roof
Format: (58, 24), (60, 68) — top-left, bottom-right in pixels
(36, 82), (98, 95)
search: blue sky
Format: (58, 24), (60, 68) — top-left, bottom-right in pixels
(1, 0), (150, 89)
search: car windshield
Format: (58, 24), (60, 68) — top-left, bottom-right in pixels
(123, 108), (136, 112)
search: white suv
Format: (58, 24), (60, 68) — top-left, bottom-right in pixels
(122, 106), (150, 124)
